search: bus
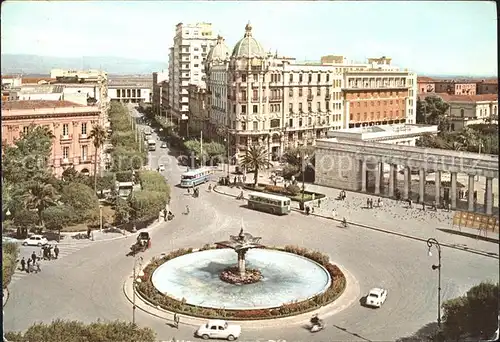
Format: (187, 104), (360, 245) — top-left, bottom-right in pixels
(147, 139), (156, 151)
(247, 192), (291, 215)
(180, 167), (214, 187)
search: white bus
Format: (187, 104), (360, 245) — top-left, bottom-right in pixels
(247, 192), (291, 215)
(180, 167), (214, 187)
(147, 139), (156, 151)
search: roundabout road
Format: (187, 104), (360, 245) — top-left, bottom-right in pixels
(4, 115), (499, 342)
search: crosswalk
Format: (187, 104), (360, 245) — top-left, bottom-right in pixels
(9, 242), (93, 287)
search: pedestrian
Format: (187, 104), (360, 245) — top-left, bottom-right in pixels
(208, 184), (212, 192)
(54, 245), (59, 259)
(366, 198), (370, 208)
(187, 187), (191, 194)
(417, 194), (420, 203)
(87, 227), (91, 239)
(185, 205), (190, 215)
(174, 313), (180, 329)
(447, 202), (451, 212)
(20, 257), (26, 271)
(331, 208), (337, 219)
(26, 258), (31, 273)
(317, 199), (321, 208)
(409, 199), (413, 209)
(305, 206), (310, 215)
(422, 202), (426, 211)
(35, 261), (41, 273)
(31, 251), (37, 264)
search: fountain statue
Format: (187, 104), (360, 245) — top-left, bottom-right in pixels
(215, 226), (264, 284)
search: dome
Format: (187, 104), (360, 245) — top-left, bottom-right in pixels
(207, 35), (230, 62)
(231, 22), (266, 59)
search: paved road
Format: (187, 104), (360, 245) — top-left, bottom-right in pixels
(4, 110), (499, 342)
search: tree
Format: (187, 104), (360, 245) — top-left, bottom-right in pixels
(5, 319), (156, 342)
(416, 96), (450, 128)
(60, 182), (100, 223)
(89, 124), (107, 193)
(129, 190), (168, 221)
(2, 242), (19, 289)
(114, 197), (131, 225)
(239, 145), (272, 186)
(43, 205), (72, 241)
(23, 182), (59, 227)
(2, 180), (12, 214)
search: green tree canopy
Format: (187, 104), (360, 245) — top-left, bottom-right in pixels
(5, 319), (156, 342)
(129, 190), (168, 220)
(60, 182), (100, 223)
(23, 182), (60, 227)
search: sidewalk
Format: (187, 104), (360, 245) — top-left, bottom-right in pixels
(213, 179), (499, 257)
(122, 258), (359, 329)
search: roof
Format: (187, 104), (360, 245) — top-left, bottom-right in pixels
(207, 35), (230, 62)
(369, 287), (385, 295)
(430, 93), (498, 103)
(417, 76), (435, 82)
(231, 23), (266, 59)
(248, 192), (291, 201)
(206, 320), (227, 325)
(181, 167), (214, 176)
(1, 100), (85, 110)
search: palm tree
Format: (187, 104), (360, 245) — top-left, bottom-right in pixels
(23, 182), (59, 228)
(89, 124), (108, 193)
(239, 145), (272, 187)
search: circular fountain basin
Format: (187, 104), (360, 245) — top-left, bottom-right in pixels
(151, 248), (331, 310)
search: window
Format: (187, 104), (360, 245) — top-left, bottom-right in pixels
(81, 145), (88, 161)
(194, 47), (199, 51)
(308, 117), (312, 125)
(308, 74), (312, 83)
(326, 101), (330, 111)
(308, 103), (312, 111)
(253, 74), (259, 82)
(326, 74), (330, 82)
(299, 74), (303, 83)
(63, 146), (69, 159)
(289, 103), (293, 112)
(194, 64), (199, 68)
(253, 121), (258, 130)
(317, 102), (321, 111)
(289, 74), (293, 83)
(241, 122), (246, 130)
(253, 89), (258, 100)
(289, 118), (293, 127)
(194, 56), (199, 60)
(299, 118), (303, 127)
(326, 115), (330, 124)
(299, 103), (303, 112)
(241, 105), (246, 114)
(116, 89), (121, 97)
(137, 89), (141, 97)
(233, 105), (236, 113)
(81, 123), (87, 135)
(127, 89), (131, 97)
(317, 88), (321, 96)
(317, 74), (321, 83)
(289, 89), (293, 97)
(242, 74), (247, 82)
(23, 126), (30, 135)
(299, 88), (303, 96)
(62, 124), (69, 136)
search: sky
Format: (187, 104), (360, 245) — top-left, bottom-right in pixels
(1, 1), (497, 76)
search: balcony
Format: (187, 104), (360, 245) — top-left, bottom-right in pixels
(251, 82), (259, 88)
(269, 97), (281, 103)
(79, 155), (93, 164)
(251, 97), (259, 103)
(60, 134), (73, 142)
(61, 157), (71, 165)
(307, 94), (314, 101)
(79, 133), (90, 141)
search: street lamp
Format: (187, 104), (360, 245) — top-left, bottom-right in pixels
(132, 256), (144, 325)
(296, 153), (309, 204)
(426, 238), (442, 329)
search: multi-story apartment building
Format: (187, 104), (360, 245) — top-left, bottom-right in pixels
(476, 79), (498, 95)
(417, 76), (436, 94)
(161, 80), (169, 117)
(434, 80), (477, 95)
(196, 23), (418, 162)
(1, 100), (101, 176)
(166, 22), (218, 135)
(152, 71), (168, 116)
(187, 84), (209, 135)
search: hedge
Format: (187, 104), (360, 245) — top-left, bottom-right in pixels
(136, 245), (346, 320)
(60, 182), (99, 223)
(2, 242), (19, 289)
(243, 183), (325, 203)
(137, 170), (170, 194)
(129, 190), (168, 221)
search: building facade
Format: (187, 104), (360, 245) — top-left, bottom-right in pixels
(152, 71), (168, 116)
(166, 22), (218, 131)
(187, 84), (209, 135)
(476, 80), (498, 95)
(417, 76), (436, 94)
(197, 23), (418, 162)
(430, 93), (498, 131)
(433, 80), (477, 95)
(1, 100), (101, 177)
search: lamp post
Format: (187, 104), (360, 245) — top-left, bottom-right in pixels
(132, 256), (144, 325)
(426, 238), (442, 329)
(296, 153), (309, 203)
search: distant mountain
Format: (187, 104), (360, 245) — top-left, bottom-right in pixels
(1, 54), (167, 75)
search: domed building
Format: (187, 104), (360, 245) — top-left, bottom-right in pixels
(205, 35), (230, 73)
(231, 23), (266, 59)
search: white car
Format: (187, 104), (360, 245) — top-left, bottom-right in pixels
(196, 320), (241, 340)
(22, 235), (49, 247)
(158, 164), (166, 172)
(365, 287), (388, 308)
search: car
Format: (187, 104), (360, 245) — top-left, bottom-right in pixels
(22, 235), (48, 247)
(158, 164), (166, 172)
(195, 320), (241, 340)
(161, 142), (168, 148)
(365, 287), (388, 308)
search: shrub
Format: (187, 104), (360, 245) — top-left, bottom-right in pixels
(115, 170), (134, 182)
(42, 205), (72, 231)
(114, 197), (131, 225)
(286, 184), (301, 196)
(2, 242), (19, 289)
(60, 182), (99, 223)
(111, 147), (146, 171)
(263, 184), (287, 194)
(128, 190), (168, 221)
(13, 209), (38, 229)
(137, 170), (170, 195)
(111, 131), (137, 149)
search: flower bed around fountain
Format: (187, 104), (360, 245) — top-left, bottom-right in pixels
(135, 244), (347, 320)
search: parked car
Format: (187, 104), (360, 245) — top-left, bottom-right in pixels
(22, 235), (48, 247)
(161, 142), (168, 148)
(365, 287), (388, 308)
(195, 320), (241, 340)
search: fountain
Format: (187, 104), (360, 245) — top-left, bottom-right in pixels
(215, 227), (264, 284)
